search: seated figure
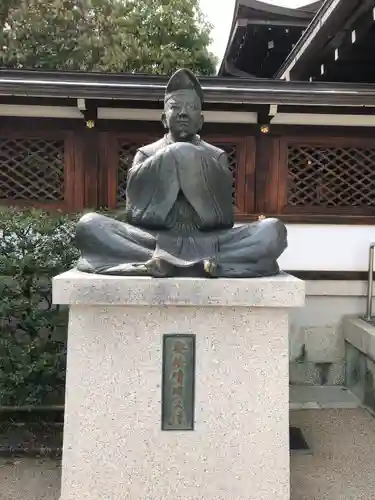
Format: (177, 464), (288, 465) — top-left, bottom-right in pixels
(75, 69), (287, 278)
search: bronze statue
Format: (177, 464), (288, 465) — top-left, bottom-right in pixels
(75, 69), (287, 278)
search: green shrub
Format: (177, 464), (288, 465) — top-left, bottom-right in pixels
(0, 207), (79, 406)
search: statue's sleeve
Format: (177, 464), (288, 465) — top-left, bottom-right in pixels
(211, 151), (235, 225)
(125, 148), (179, 228)
(178, 147), (234, 229)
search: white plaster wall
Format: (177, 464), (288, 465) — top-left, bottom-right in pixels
(279, 225), (375, 271)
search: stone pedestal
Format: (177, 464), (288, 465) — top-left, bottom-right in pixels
(53, 270), (305, 500)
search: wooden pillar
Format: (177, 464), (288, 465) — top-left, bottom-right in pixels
(79, 127), (100, 210)
(98, 132), (118, 210)
(255, 132), (282, 215)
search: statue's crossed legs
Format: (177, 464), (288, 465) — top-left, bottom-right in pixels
(75, 213), (287, 278)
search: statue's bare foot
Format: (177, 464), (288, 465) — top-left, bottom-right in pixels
(104, 263), (150, 275)
(144, 258), (175, 278)
(203, 259), (218, 277)
(103, 259), (174, 277)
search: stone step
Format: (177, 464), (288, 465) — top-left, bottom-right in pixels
(290, 385), (361, 410)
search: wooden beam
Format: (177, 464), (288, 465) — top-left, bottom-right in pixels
(311, 2), (375, 80)
(287, 0), (375, 80)
(236, 18), (308, 28)
(271, 113), (375, 127)
(277, 0), (345, 79)
(0, 104), (82, 118)
(333, 0), (375, 54)
(326, 60), (375, 71)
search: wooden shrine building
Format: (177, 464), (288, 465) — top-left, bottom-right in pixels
(1, 0), (375, 275)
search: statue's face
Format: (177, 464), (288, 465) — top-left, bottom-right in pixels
(162, 90), (204, 141)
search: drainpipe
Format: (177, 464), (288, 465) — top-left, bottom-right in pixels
(365, 243), (375, 321)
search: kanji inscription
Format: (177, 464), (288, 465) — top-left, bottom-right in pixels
(161, 334), (195, 431)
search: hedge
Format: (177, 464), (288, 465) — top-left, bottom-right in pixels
(0, 207), (80, 406)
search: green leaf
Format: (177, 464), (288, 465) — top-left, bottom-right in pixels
(0, 207), (78, 405)
(0, 0), (217, 74)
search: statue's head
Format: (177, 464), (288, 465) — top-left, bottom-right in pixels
(162, 69), (204, 141)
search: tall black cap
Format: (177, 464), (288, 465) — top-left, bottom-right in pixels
(165, 68), (204, 105)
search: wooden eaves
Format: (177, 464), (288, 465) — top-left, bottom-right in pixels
(2, 69), (375, 107)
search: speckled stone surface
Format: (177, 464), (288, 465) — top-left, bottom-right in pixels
(3, 409), (375, 500)
(54, 273), (305, 500)
(53, 270), (305, 308)
(290, 408), (375, 500)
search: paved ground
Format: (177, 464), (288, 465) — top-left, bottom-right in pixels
(0, 408), (374, 500)
(0, 458), (60, 500)
(291, 408), (375, 500)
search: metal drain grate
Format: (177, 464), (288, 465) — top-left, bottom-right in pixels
(290, 426), (310, 453)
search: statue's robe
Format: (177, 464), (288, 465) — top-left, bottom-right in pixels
(75, 135), (287, 277)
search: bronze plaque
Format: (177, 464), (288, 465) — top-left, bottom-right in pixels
(161, 334), (196, 431)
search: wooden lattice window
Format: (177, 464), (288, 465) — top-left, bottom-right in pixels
(117, 139), (239, 205)
(117, 139), (151, 205)
(0, 137), (65, 202)
(287, 144), (375, 208)
(214, 143), (237, 204)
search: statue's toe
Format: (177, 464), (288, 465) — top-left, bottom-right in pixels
(203, 259), (217, 277)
